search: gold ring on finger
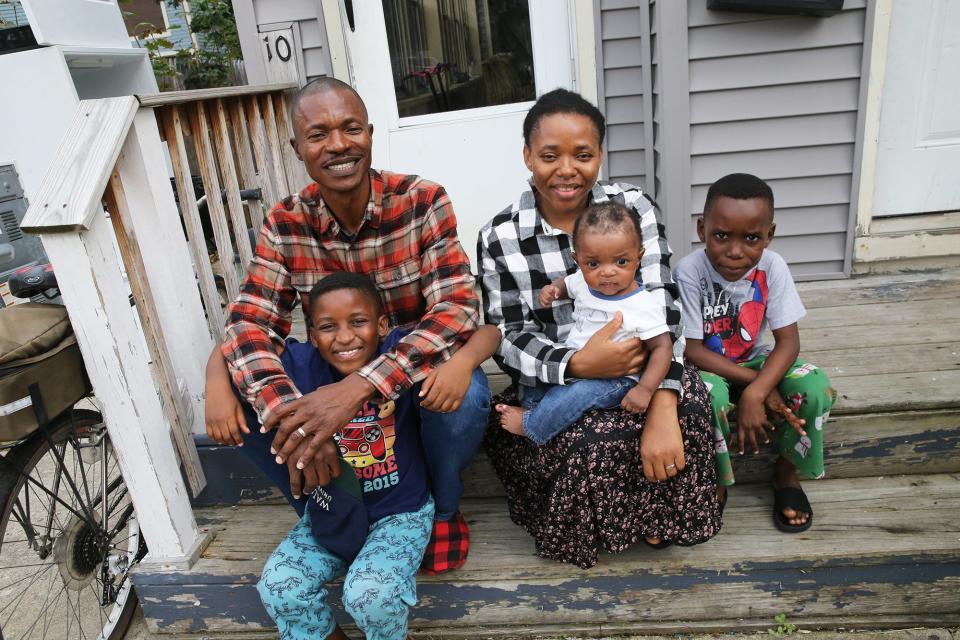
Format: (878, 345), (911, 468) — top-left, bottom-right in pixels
(296, 427), (307, 439)
(665, 463), (677, 470)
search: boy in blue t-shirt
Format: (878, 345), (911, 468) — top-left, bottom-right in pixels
(675, 173), (836, 534)
(256, 272), (432, 640)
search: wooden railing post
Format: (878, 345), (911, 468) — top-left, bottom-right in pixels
(22, 97), (208, 568)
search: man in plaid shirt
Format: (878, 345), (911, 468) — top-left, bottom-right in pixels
(220, 78), (489, 574)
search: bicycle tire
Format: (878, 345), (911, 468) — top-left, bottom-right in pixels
(0, 409), (144, 640)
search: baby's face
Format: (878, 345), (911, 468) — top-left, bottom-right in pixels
(698, 196), (775, 282)
(573, 226), (643, 297)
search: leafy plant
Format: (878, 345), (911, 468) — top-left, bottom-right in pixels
(768, 612), (797, 637)
(127, 0), (243, 90)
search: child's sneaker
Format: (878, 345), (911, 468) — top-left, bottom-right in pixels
(420, 512), (469, 575)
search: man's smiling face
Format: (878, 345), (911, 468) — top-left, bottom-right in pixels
(291, 87), (374, 198)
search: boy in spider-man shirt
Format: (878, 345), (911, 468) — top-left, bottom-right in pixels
(675, 173), (836, 534)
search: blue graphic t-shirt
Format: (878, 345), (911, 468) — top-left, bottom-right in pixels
(280, 329), (430, 522)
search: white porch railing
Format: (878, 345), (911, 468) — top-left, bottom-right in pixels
(21, 83), (302, 567)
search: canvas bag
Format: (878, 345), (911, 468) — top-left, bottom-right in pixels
(0, 303), (90, 442)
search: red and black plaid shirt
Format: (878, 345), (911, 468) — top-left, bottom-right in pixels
(221, 170), (479, 423)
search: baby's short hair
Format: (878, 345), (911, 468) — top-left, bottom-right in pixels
(308, 272), (383, 319)
(704, 173), (774, 219)
(572, 201), (642, 250)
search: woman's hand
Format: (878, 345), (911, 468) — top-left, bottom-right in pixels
(420, 359), (473, 413)
(567, 312), (647, 379)
(205, 380), (249, 446)
(640, 390), (685, 482)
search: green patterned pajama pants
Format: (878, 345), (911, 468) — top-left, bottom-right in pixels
(699, 356), (837, 487)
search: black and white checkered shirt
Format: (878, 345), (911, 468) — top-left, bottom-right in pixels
(477, 181), (684, 391)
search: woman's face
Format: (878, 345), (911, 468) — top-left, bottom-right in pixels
(523, 113), (602, 222)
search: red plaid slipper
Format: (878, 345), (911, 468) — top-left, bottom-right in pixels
(420, 512), (470, 575)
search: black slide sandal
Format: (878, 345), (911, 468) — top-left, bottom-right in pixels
(773, 486), (813, 533)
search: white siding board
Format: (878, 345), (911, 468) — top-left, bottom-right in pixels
(690, 79), (860, 124)
(689, 45), (863, 92)
(691, 145), (854, 185)
(691, 174), (851, 215)
(304, 47), (329, 80)
(691, 112), (857, 155)
(688, 9), (865, 60)
(606, 94), (644, 125)
(604, 67), (644, 97)
(609, 149), (645, 177)
(253, 0), (316, 24)
(601, 0), (638, 10)
(298, 18), (324, 49)
(789, 261), (845, 278)
(607, 123), (645, 152)
(602, 38), (644, 68)
(597, 0), (651, 191)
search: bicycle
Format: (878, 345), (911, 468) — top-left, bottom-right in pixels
(0, 264), (145, 640)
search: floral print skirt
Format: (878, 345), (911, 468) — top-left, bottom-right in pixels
(485, 364), (721, 569)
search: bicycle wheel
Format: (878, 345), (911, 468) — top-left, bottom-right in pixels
(0, 409), (145, 640)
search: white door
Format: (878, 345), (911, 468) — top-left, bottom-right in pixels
(345, 0), (576, 266)
(873, 0), (960, 216)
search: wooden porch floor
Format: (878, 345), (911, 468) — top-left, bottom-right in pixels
(134, 268), (960, 637)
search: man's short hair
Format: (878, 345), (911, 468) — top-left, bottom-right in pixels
(704, 173), (775, 219)
(308, 272), (383, 319)
(289, 77), (368, 124)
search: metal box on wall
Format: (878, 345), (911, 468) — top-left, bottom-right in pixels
(707, 0), (844, 17)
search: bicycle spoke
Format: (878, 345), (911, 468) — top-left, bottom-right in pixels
(16, 568), (60, 640)
(0, 563), (56, 618)
(0, 564), (58, 627)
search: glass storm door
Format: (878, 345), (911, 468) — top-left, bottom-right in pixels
(345, 0), (577, 267)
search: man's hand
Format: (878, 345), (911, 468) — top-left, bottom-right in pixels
(641, 390), (685, 481)
(420, 359), (472, 413)
(567, 312), (647, 379)
(204, 381), (249, 446)
(765, 388), (806, 436)
(736, 388), (774, 455)
(621, 385), (654, 415)
(266, 373), (376, 468)
(287, 438), (341, 499)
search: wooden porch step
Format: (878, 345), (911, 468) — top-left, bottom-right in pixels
(193, 407), (960, 506)
(134, 473), (960, 637)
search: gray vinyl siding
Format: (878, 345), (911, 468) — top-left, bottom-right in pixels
(596, 0), (652, 194)
(685, 0), (867, 278)
(251, 0), (332, 81)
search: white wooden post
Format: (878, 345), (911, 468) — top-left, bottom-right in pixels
(116, 109), (215, 438)
(22, 97), (207, 567)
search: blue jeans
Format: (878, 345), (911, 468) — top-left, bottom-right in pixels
(419, 367), (491, 520)
(258, 497), (435, 640)
(237, 367), (490, 521)
(520, 377), (634, 445)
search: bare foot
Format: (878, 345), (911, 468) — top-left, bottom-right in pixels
(773, 455), (809, 527)
(326, 625), (350, 640)
(495, 404), (526, 436)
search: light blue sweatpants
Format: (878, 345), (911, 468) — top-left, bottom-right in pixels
(257, 498), (435, 640)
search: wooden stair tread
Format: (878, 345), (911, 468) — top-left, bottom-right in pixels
(135, 474), (960, 634)
(189, 473), (960, 581)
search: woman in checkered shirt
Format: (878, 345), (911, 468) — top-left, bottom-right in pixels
(477, 89), (722, 568)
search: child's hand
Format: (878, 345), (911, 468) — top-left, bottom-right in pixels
(735, 389), (774, 455)
(764, 389), (806, 436)
(420, 359), (472, 413)
(621, 385), (653, 414)
(205, 382), (249, 446)
(539, 284), (562, 307)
